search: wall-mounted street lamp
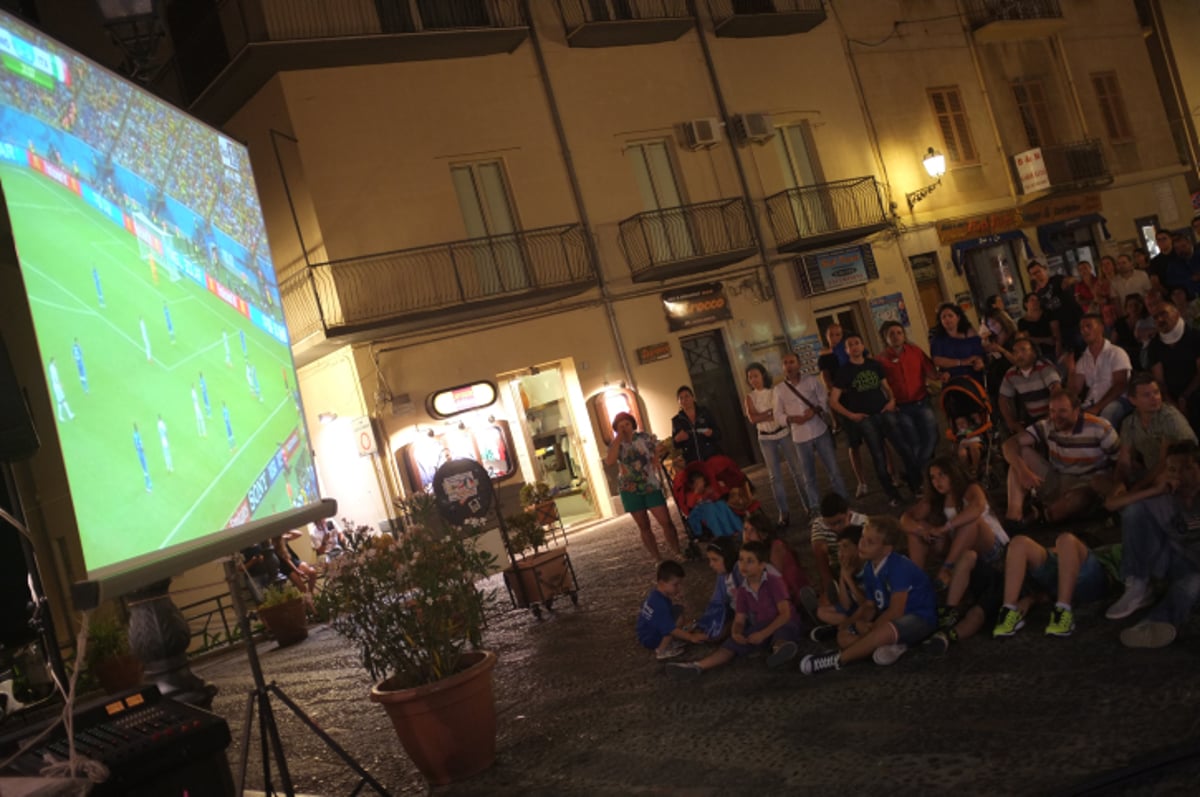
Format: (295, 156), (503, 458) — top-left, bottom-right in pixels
(905, 147), (947, 211)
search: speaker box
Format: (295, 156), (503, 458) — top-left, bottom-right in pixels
(0, 333), (37, 462)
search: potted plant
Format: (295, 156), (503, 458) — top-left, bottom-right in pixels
(519, 481), (560, 529)
(501, 511), (577, 618)
(323, 494), (499, 786)
(85, 614), (143, 694)
(256, 581), (308, 647)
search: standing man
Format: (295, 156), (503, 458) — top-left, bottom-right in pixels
(223, 330), (233, 367)
(48, 358), (74, 422)
(222, 401), (235, 453)
(773, 351), (847, 510)
(133, 422), (152, 492)
(157, 414), (173, 473)
(876, 320), (940, 469)
(92, 265), (105, 308)
(239, 328), (248, 361)
(199, 371), (212, 418)
(140, 316), (152, 363)
(1068, 313), (1132, 427)
(1028, 260), (1083, 359)
(191, 384), (207, 437)
(1110, 253), (1151, 307)
(1148, 228), (1176, 291)
(71, 338), (88, 394)
(163, 301), (175, 344)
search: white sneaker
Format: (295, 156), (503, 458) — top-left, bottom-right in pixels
(872, 643), (908, 666)
(655, 638), (687, 660)
(1105, 579), (1154, 620)
(855, 483), (869, 498)
(1120, 620), (1177, 649)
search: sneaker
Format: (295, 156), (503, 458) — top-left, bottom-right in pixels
(872, 643), (908, 666)
(922, 632), (950, 656)
(937, 606), (959, 631)
(665, 661), (704, 678)
(855, 483), (869, 498)
(1044, 607), (1076, 637)
(809, 624), (839, 643)
(1106, 579), (1154, 620)
(800, 651), (841, 675)
(655, 638), (687, 660)
(992, 606), (1025, 638)
(1120, 620), (1177, 649)
(766, 641), (799, 670)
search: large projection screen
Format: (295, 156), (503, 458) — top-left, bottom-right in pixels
(0, 12), (331, 605)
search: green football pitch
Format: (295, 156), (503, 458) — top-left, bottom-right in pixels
(2, 163), (313, 574)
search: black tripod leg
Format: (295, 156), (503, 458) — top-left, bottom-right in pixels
(238, 687), (256, 794)
(269, 684), (391, 796)
(260, 684), (293, 796)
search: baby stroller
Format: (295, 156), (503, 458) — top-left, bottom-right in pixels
(660, 449), (759, 560)
(939, 375), (1001, 487)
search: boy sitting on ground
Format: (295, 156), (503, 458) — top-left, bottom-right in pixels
(801, 516), (937, 674)
(667, 541), (805, 676)
(811, 525), (867, 639)
(637, 560), (707, 660)
(810, 492), (868, 608)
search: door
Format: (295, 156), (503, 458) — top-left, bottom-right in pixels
(774, 122), (833, 236)
(1041, 226), (1098, 278)
(964, 242), (1025, 320)
(909, 252), (947, 331)
(679, 330), (755, 468)
(451, 161), (529, 297)
(814, 302), (875, 354)
(627, 140), (693, 263)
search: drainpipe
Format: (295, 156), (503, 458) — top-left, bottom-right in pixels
(958, 5), (1019, 206)
(523, 0), (637, 390)
(688, 1), (791, 344)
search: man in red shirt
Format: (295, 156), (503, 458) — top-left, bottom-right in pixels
(876, 321), (940, 471)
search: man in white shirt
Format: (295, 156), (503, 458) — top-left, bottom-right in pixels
(773, 352), (848, 508)
(1068, 313), (1132, 427)
(1109, 253), (1151, 306)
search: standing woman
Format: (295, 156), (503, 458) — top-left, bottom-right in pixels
(604, 412), (683, 561)
(930, 303), (987, 381)
(672, 385), (722, 464)
(744, 363), (807, 526)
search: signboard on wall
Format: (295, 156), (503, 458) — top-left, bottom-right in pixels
(1014, 148), (1050, 193)
(661, 282), (732, 331)
(637, 342), (671, 364)
(352, 416), (376, 457)
(788, 334), (822, 375)
(427, 381), (498, 419)
(936, 193), (1102, 245)
(869, 293), (910, 331)
(796, 245), (878, 296)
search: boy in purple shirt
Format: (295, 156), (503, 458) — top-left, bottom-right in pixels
(801, 516), (937, 674)
(668, 541), (805, 676)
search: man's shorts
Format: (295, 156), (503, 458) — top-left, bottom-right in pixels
(621, 489), (667, 513)
(1027, 551), (1107, 606)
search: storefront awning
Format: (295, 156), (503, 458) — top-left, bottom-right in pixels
(950, 230), (1034, 273)
(1036, 213), (1110, 255)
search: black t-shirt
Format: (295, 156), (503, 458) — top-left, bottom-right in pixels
(1036, 275), (1082, 331)
(1017, 316), (1056, 361)
(1148, 326), (1200, 400)
(817, 352), (840, 380)
(1148, 252), (1173, 289)
(833, 359), (888, 415)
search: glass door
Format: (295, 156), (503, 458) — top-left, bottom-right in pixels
(451, 160), (529, 296)
(627, 140), (694, 262)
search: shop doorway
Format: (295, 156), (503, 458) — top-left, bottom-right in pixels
(507, 364), (597, 527)
(814, 301), (877, 354)
(679, 330), (755, 468)
(909, 252), (947, 331)
(1041, 225), (1098, 277)
(964, 241), (1025, 320)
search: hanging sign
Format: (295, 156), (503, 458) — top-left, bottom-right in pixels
(661, 283), (732, 332)
(427, 380), (498, 419)
(1014, 147), (1050, 193)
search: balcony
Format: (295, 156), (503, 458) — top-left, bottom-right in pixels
(280, 224), (594, 350)
(765, 177), (890, 253)
(706, 0), (825, 38)
(618, 198), (756, 282)
(1009, 139), (1113, 198)
(174, 0), (528, 124)
(557, 1), (694, 47)
(964, 0), (1067, 42)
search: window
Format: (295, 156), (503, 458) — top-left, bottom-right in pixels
(450, 161), (527, 293)
(774, 122), (824, 189)
(1012, 79), (1055, 149)
(1092, 72), (1134, 143)
(928, 86), (978, 164)
(625, 140), (693, 260)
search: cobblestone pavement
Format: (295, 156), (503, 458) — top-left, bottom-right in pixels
(195, 462), (1200, 796)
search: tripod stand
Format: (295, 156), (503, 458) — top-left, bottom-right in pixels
(223, 558), (390, 797)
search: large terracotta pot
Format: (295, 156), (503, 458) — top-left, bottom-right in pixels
(257, 597), (308, 647)
(370, 650), (497, 785)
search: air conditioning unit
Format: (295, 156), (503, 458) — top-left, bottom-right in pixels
(682, 118), (722, 150)
(732, 112), (774, 144)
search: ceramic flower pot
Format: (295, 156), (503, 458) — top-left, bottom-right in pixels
(257, 596), (308, 647)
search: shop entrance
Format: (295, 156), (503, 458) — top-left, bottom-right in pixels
(964, 241), (1025, 320)
(1040, 225), (1098, 277)
(508, 364), (597, 527)
(679, 330), (755, 468)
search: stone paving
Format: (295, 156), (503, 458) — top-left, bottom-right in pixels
(193, 461), (1200, 796)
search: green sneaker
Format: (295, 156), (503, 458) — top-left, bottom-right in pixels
(1045, 607), (1075, 637)
(937, 606), (959, 630)
(992, 606), (1025, 638)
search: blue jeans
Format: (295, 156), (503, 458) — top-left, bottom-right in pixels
(1120, 496), (1200, 626)
(758, 434), (808, 515)
(795, 430), (848, 508)
(893, 398), (939, 471)
(845, 413), (919, 498)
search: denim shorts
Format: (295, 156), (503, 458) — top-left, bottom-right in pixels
(620, 489), (666, 513)
(1027, 551), (1107, 606)
(889, 613), (936, 645)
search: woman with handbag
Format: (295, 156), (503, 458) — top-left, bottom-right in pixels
(744, 362), (808, 527)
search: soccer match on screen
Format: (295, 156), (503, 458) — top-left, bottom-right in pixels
(0, 15), (318, 578)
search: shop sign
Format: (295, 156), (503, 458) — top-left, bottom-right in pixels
(936, 193), (1103, 245)
(661, 282), (732, 332)
(869, 293), (910, 331)
(427, 380), (498, 419)
(352, 415), (376, 457)
(796, 245), (878, 296)
(788, 334), (822, 375)
(433, 458), (495, 527)
(1014, 148), (1050, 194)
(636, 341), (672, 364)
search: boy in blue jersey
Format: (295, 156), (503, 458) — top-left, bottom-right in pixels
(637, 560), (706, 660)
(801, 515), (937, 674)
(71, 339), (88, 394)
(133, 422), (151, 492)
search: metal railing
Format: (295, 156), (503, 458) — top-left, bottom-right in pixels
(765, 176), (888, 249)
(557, 0), (690, 28)
(706, 0), (823, 24)
(618, 198), (754, 277)
(1011, 139), (1110, 193)
(243, 0), (525, 40)
(281, 224), (592, 332)
(963, 0), (1063, 27)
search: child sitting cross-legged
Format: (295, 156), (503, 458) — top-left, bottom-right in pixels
(801, 516), (938, 674)
(694, 538), (745, 641)
(668, 540), (805, 677)
(810, 524), (867, 641)
(637, 560), (708, 660)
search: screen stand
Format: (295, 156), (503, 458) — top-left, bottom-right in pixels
(222, 558), (390, 797)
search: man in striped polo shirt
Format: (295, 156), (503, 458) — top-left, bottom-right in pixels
(1002, 387), (1119, 531)
(999, 336), (1062, 434)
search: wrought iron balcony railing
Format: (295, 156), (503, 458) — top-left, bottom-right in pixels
(557, 0), (693, 46)
(618, 198), (756, 281)
(765, 177), (889, 253)
(280, 224), (592, 336)
(964, 0), (1064, 27)
(1010, 139), (1112, 195)
(705, 0), (826, 37)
